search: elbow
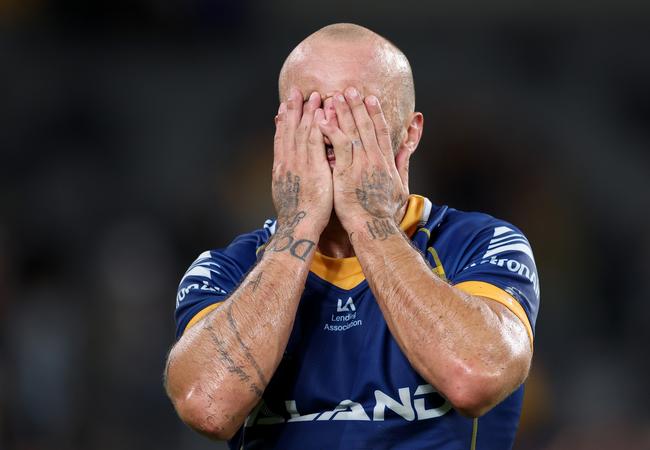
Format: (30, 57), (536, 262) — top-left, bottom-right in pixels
(171, 390), (240, 441)
(165, 361), (241, 440)
(446, 381), (499, 418)
(442, 362), (526, 418)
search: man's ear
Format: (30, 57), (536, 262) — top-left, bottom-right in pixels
(399, 112), (424, 155)
(395, 112), (424, 194)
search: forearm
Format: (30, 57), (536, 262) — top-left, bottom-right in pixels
(350, 221), (530, 416)
(165, 222), (320, 438)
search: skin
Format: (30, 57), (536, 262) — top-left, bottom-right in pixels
(165, 24), (532, 440)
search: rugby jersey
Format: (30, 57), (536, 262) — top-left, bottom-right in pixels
(174, 195), (540, 450)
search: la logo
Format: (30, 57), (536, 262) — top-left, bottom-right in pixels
(337, 297), (356, 312)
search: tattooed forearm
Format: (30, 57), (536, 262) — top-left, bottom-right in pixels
(267, 211), (316, 261)
(366, 218), (398, 240)
(204, 320), (264, 398)
(225, 301), (269, 388)
(248, 272), (263, 292)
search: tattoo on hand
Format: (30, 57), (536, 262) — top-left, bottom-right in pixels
(366, 218), (398, 240)
(355, 169), (401, 218)
(274, 171), (301, 218)
(268, 210), (316, 262)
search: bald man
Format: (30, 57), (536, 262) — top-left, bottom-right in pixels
(165, 24), (540, 450)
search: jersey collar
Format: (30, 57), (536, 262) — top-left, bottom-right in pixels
(309, 194), (432, 290)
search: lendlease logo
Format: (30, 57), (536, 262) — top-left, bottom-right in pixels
(325, 297), (362, 332)
(245, 384), (451, 426)
(337, 297), (356, 312)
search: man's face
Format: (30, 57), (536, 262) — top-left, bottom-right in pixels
(280, 39), (402, 157)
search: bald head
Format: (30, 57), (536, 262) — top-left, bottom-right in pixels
(279, 23), (416, 151)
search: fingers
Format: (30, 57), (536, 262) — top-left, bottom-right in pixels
(323, 96), (340, 130)
(319, 115), (353, 169)
(283, 87), (303, 152)
(308, 108), (327, 165)
(395, 146), (412, 195)
(333, 91), (363, 151)
(273, 102), (287, 171)
(295, 91), (321, 156)
(344, 87), (379, 158)
(364, 95), (393, 164)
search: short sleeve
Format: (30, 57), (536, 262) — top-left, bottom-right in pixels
(174, 250), (242, 338)
(450, 222), (540, 344)
(174, 225), (272, 338)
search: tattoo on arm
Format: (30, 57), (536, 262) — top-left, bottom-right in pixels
(267, 211), (316, 261)
(366, 218), (398, 240)
(225, 301), (269, 388)
(248, 272), (263, 292)
(271, 171), (317, 262)
(203, 318), (265, 398)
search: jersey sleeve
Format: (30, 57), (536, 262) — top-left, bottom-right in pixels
(449, 221), (540, 345)
(174, 228), (271, 338)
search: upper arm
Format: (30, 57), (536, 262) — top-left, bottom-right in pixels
(174, 226), (273, 338)
(174, 250), (241, 338)
(446, 220), (541, 350)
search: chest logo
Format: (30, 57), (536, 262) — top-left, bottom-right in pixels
(337, 297), (356, 312)
(325, 297), (362, 332)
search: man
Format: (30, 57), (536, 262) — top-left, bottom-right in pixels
(165, 23), (540, 450)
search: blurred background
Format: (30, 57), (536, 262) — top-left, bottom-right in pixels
(1, 1), (650, 449)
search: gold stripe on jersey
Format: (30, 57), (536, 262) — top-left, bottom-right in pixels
(309, 194), (427, 290)
(185, 302), (222, 332)
(427, 246), (447, 281)
(454, 280), (534, 347)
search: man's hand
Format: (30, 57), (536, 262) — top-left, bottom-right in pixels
(271, 88), (332, 255)
(319, 87), (409, 240)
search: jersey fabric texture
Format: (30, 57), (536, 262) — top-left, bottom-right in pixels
(174, 195), (540, 450)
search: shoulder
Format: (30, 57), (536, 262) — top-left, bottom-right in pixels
(212, 220), (275, 265)
(174, 220), (276, 338)
(429, 206), (536, 276)
(179, 220), (275, 287)
(438, 208), (526, 249)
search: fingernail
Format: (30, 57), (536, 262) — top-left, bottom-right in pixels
(279, 102), (286, 114)
(346, 87), (359, 98)
(310, 91), (320, 101)
(336, 94), (345, 103)
(366, 95), (378, 106)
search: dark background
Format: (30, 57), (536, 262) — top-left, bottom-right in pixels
(1, 1), (649, 449)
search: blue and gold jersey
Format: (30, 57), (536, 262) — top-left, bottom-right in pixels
(175, 195), (540, 450)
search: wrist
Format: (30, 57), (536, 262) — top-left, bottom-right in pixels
(268, 213), (323, 263)
(345, 215), (400, 242)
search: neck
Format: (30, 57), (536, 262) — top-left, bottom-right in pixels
(317, 214), (355, 258)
